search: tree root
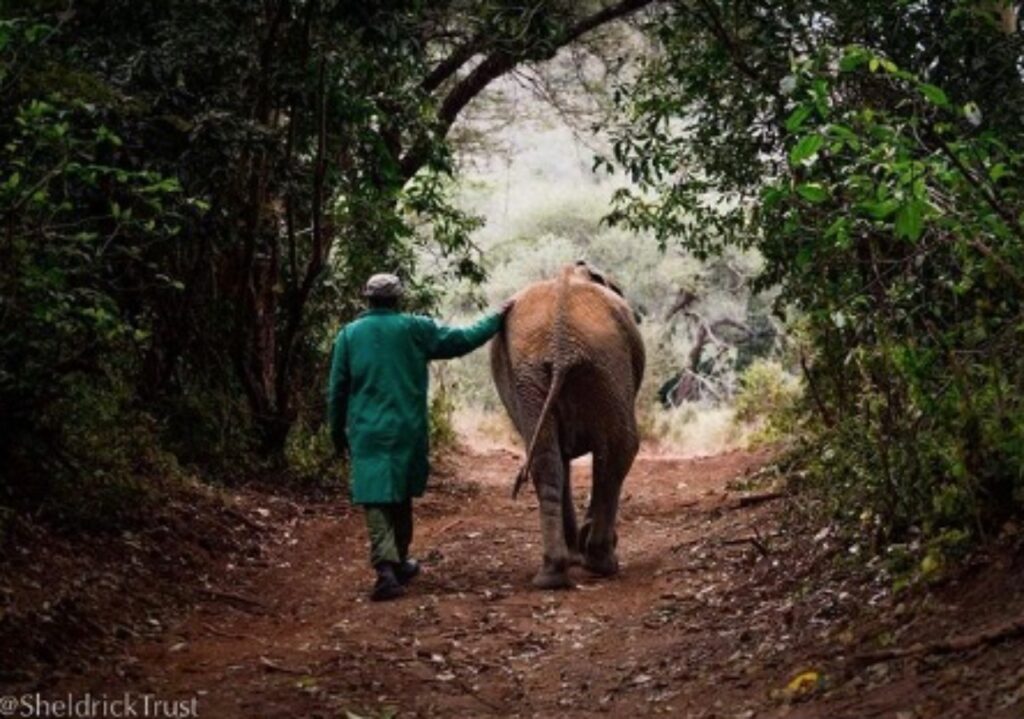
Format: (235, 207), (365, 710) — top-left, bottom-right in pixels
(854, 616), (1024, 665)
(733, 490), (786, 508)
(199, 588), (267, 613)
(202, 622), (254, 640)
(259, 655), (310, 675)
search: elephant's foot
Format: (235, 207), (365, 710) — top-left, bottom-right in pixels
(567, 549), (584, 567)
(532, 556), (574, 589)
(580, 522), (619, 576)
(532, 567), (573, 589)
(583, 550), (620, 577)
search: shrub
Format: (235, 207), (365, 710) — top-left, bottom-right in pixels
(5, 372), (179, 530)
(603, 8), (1024, 553)
(284, 424), (347, 492)
(733, 360), (801, 442)
(429, 390), (458, 453)
(428, 367), (459, 453)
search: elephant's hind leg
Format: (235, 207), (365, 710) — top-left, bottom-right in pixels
(531, 438), (573, 590)
(562, 458), (583, 566)
(582, 439), (637, 577)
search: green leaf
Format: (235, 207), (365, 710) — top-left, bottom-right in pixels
(824, 217), (850, 247)
(796, 245), (814, 268)
(24, 23), (50, 42)
(785, 105), (813, 133)
(895, 200), (925, 241)
(140, 177), (181, 194)
(918, 83), (949, 107)
(797, 183), (829, 203)
(789, 134), (824, 165)
(839, 47), (869, 72)
(909, 176), (926, 200)
(963, 101), (983, 126)
(862, 199), (900, 220)
(811, 79), (830, 116)
(96, 125), (123, 147)
(827, 123), (861, 151)
(762, 186), (786, 209)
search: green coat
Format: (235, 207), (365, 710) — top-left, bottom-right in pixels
(327, 309), (502, 505)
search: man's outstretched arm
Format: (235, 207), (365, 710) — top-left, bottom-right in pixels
(418, 301), (513, 360)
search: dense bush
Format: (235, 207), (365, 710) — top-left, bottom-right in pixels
(284, 424), (347, 492)
(606, 1), (1024, 545)
(733, 360), (799, 428)
(765, 45), (1024, 539)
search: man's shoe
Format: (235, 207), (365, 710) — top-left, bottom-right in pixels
(370, 563), (405, 602)
(395, 558), (420, 586)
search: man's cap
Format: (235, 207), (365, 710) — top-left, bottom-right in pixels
(363, 273), (404, 298)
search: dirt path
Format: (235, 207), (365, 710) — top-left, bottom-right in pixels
(53, 446), (1024, 718)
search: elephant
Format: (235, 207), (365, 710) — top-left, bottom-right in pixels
(490, 261), (645, 589)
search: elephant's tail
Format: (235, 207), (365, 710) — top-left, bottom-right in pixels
(512, 365), (567, 498)
(513, 266), (575, 499)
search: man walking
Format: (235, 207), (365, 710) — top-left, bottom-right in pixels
(327, 273), (511, 601)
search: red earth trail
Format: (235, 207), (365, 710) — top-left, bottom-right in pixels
(13, 444), (1024, 718)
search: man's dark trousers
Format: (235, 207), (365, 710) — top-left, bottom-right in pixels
(363, 500), (413, 566)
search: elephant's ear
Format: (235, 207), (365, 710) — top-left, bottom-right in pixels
(593, 270), (627, 300)
(575, 259), (628, 300)
(579, 263), (610, 289)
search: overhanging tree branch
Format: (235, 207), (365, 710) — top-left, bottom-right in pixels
(692, 0), (776, 94)
(399, 0), (658, 181)
(422, 37), (484, 93)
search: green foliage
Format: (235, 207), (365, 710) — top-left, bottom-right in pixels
(1, 23), (190, 521)
(428, 370), (459, 453)
(14, 373), (180, 529)
(604, 1), (1024, 548)
(284, 424), (347, 491)
(762, 46), (1024, 540)
(160, 386), (258, 480)
(3, 1), (629, 520)
(733, 360), (800, 428)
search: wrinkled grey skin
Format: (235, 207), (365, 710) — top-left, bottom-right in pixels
(491, 262), (645, 589)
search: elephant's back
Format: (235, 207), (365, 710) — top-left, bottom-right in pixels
(499, 278), (560, 361)
(500, 276), (642, 382)
(491, 273), (645, 451)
